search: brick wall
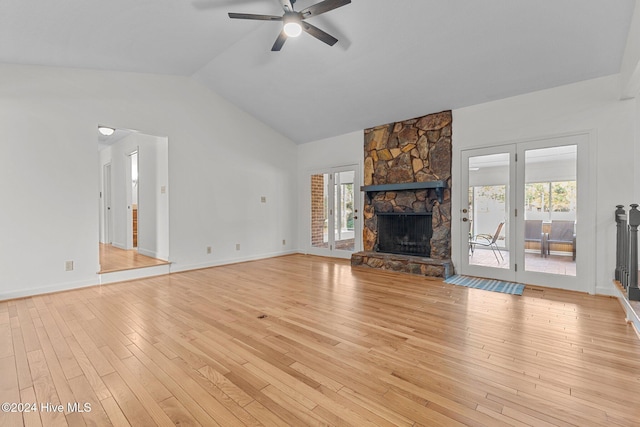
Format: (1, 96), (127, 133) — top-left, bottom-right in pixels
(311, 174), (326, 247)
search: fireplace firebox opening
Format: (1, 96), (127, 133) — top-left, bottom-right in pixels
(377, 212), (433, 257)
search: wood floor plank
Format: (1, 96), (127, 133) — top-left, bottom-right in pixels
(20, 386), (43, 427)
(197, 365), (254, 407)
(64, 321), (114, 378)
(15, 299), (41, 354)
(243, 400), (289, 427)
(124, 343), (222, 427)
(66, 374), (112, 427)
(336, 386), (414, 427)
(260, 384), (327, 427)
(1, 255), (640, 426)
(36, 305), (82, 381)
(125, 339), (242, 426)
(170, 356), (262, 427)
(64, 335), (111, 402)
(11, 320), (33, 391)
(98, 396), (130, 427)
(26, 350), (67, 427)
(100, 346), (175, 426)
(101, 371), (157, 427)
(0, 321), (14, 359)
(157, 396), (201, 427)
(0, 356), (24, 427)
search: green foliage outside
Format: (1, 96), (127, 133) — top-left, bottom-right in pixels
(525, 181), (576, 213)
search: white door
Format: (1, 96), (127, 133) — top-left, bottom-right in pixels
(459, 134), (594, 292)
(460, 145), (517, 282)
(309, 165), (361, 259)
(103, 163), (113, 244)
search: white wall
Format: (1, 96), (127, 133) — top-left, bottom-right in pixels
(297, 131), (363, 253)
(621, 0), (640, 98)
(454, 75), (636, 295)
(0, 63), (298, 300)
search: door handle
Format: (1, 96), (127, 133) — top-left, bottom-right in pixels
(462, 218), (469, 222)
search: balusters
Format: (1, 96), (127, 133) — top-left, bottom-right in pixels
(629, 204), (640, 300)
(615, 204), (640, 301)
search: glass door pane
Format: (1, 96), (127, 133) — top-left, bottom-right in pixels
(523, 145), (577, 276)
(460, 146), (515, 283)
(467, 153), (510, 269)
(333, 170), (355, 252)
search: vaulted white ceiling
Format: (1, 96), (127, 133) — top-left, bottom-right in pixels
(0, 0), (634, 143)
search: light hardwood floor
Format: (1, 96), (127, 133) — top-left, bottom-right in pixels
(99, 244), (170, 273)
(2, 254), (640, 426)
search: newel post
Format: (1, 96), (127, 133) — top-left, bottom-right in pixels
(615, 205), (625, 282)
(628, 204), (640, 301)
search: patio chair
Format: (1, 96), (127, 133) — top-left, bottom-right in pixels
(524, 219), (546, 257)
(469, 222), (505, 263)
(546, 220), (576, 260)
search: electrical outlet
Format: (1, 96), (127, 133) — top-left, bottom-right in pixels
(65, 260), (74, 271)
(282, 239), (286, 245)
(261, 196), (267, 203)
(206, 246), (212, 254)
(236, 243), (241, 251)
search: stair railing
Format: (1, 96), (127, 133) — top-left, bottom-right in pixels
(616, 204), (640, 301)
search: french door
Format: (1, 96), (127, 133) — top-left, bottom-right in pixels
(459, 134), (594, 292)
(309, 165), (361, 259)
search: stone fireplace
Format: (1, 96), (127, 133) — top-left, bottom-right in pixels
(351, 111), (453, 278)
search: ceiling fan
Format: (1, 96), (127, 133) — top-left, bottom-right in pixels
(228, 0), (351, 51)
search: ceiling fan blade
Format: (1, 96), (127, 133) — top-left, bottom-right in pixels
(301, 22), (338, 46)
(299, 0), (351, 19)
(280, 0), (294, 13)
(228, 13), (282, 21)
(271, 30), (287, 51)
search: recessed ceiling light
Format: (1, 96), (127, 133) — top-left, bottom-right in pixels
(469, 167), (480, 171)
(98, 126), (115, 136)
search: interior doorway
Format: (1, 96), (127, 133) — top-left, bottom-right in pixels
(98, 126), (170, 273)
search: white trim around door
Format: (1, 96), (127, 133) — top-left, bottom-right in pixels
(456, 132), (596, 294)
(307, 165), (362, 259)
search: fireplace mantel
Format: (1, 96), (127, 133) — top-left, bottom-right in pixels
(360, 180), (447, 203)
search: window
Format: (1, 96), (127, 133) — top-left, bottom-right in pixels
(525, 181), (576, 220)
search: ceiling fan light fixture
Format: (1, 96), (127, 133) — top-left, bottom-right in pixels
(98, 126), (115, 136)
(283, 21), (302, 37)
(228, 0), (351, 50)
